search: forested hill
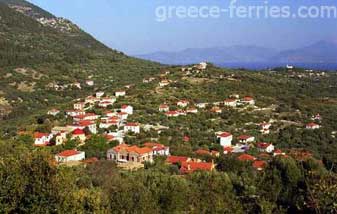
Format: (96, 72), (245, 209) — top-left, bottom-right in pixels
(0, 0), (161, 130)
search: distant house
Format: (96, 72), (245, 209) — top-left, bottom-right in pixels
(177, 100), (189, 108)
(76, 120), (97, 134)
(260, 122), (272, 134)
(223, 99), (237, 107)
(71, 128), (86, 142)
(273, 149), (286, 157)
(95, 91), (105, 98)
(196, 103), (208, 108)
(194, 149), (211, 156)
(47, 109), (60, 116)
(166, 156), (190, 164)
(223, 147), (234, 154)
(85, 80), (94, 86)
(237, 135), (255, 144)
(121, 105), (133, 115)
(237, 154), (256, 161)
(115, 90), (126, 97)
(99, 117), (120, 129)
(144, 142), (170, 156)
(33, 132), (53, 146)
(216, 132), (233, 147)
(73, 102), (85, 110)
(256, 142), (275, 153)
(55, 132), (67, 145)
(73, 113), (99, 122)
(211, 106), (222, 113)
(107, 144), (153, 163)
(242, 96), (255, 105)
(98, 101), (113, 108)
(66, 110), (85, 117)
(311, 114), (322, 121)
(85, 96), (100, 104)
(186, 107), (198, 114)
(252, 160), (267, 171)
(180, 161), (214, 174)
(124, 122), (140, 134)
(55, 150), (85, 163)
(165, 111), (180, 117)
(306, 122), (320, 130)
(159, 104), (169, 112)
(159, 80), (170, 87)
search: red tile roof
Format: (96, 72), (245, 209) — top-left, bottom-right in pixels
(252, 160), (267, 170)
(180, 161), (214, 174)
(72, 128), (84, 135)
(125, 122), (139, 127)
(195, 149), (211, 156)
(257, 142), (271, 149)
(238, 135), (252, 140)
(238, 154), (256, 161)
(218, 132), (232, 138)
(112, 144), (152, 155)
(33, 132), (49, 139)
(243, 96), (254, 101)
(166, 156), (189, 164)
(57, 150), (81, 157)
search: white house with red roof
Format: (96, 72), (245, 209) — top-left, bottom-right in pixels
(73, 113), (99, 122)
(165, 111), (180, 117)
(33, 132), (53, 146)
(159, 104), (169, 112)
(124, 122), (140, 134)
(107, 144), (153, 163)
(257, 142), (275, 153)
(98, 101), (113, 108)
(143, 142), (170, 156)
(99, 116), (121, 129)
(121, 105), (133, 115)
(74, 102), (85, 110)
(115, 90), (126, 97)
(238, 135), (255, 144)
(71, 128), (86, 142)
(224, 99), (237, 107)
(55, 150), (85, 163)
(273, 149), (286, 156)
(177, 100), (189, 108)
(76, 120), (97, 134)
(306, 122), (320, 130)
(241, 96), (255, 105)
(216, 132), (233, 147)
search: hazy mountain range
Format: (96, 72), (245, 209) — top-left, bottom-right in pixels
(136, 40), (337, 65)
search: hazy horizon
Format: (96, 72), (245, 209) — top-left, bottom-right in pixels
(27, 0), (337, 55)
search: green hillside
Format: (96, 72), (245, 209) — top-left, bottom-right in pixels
(0, 1), (161, 128)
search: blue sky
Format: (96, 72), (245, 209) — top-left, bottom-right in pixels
(28, 0), (337, 55)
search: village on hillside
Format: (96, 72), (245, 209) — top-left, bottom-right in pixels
(24, 62), (328, 174)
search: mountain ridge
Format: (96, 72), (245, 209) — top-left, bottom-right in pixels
(136, 41), (337, 65)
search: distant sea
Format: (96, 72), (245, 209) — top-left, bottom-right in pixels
(217, 62), (337, 71)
